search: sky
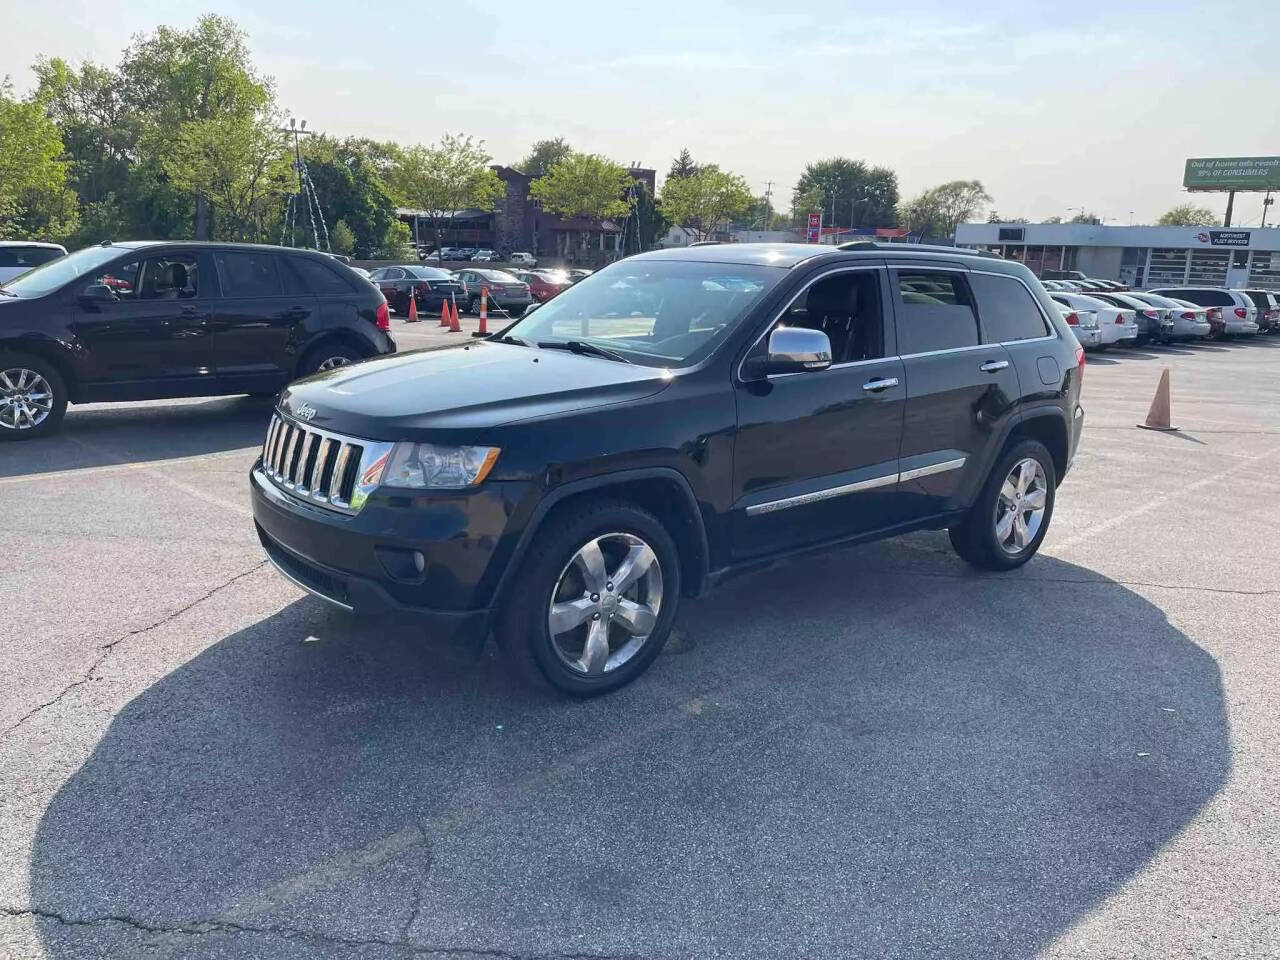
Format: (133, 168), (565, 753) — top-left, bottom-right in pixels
(4, 0), (1279, 226)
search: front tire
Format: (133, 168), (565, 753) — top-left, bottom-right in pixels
(949, 439), (1057, 570)
(0, 353), (68, 441)
(496, 500), (682, 696)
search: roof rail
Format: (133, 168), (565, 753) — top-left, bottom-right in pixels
(835, 240), (1003, 259)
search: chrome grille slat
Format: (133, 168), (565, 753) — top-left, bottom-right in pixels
(258, 412), (393, 516)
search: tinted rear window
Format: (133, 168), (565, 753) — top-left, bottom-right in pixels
(1161, 288), (1233, 307)
(970, 273), (1052, 342)
(282, 256), (356, 295)
(215, 251), (282, 297)
(405, 266), (455, 279)
(895, 270), (979, 353)
(0, 247), (64, 268)
(1244, 291), (1275, 308)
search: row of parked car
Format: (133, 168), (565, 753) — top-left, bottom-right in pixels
(364, 263), (594, 318)
(416, 246), (541, 265)
(1037, 275), (1280, 350)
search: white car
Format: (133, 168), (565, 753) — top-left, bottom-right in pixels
(1126, 293), (1212, 339)
(1089, 292), (1174, 342)
(1147, 287), (1259, 336)
(1056, 305), (1101, 348)
(0, 241), (67, 284)
(1049, 293), (1138, 348)
(510, 252), (537, 266)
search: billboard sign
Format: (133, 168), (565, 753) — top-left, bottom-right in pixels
(806, 212), (821, 243)
(1183, 157), (1280, 192)
(1196, 230), (1250, 247)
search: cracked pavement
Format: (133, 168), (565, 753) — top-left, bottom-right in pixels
(2, 329), (1279, 959)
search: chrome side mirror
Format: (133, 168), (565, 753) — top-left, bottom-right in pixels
(764, 326), (832, 375)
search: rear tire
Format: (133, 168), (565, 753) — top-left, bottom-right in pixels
(496, 499), (682, 696)
(948, 439), (1056, 571)
(297, 342), (362, 377)
(0, 352), (68, 441)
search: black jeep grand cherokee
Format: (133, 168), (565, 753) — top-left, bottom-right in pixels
(251, 243), (1084, 695)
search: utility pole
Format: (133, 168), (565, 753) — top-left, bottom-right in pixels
(1224, 189), (1235, 228)
(1262, 191), (1274, 229)
(762, 181), (774, 232)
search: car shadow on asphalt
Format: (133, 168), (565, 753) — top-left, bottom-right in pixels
(0, 395), (275, 479)
(28, 538), (1229, 958)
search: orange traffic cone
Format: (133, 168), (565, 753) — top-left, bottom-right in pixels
(449, 295), (461, 333)
(1137, 367), (1178, 432)
(477, 286), (489, 336)
(406, 292), (418, 322)
(439, 299), (450, 327)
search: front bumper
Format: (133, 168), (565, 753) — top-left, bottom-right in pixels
(250, 463), (531, 651)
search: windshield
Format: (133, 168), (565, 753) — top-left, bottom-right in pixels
(0, 245), (127, 298)
(502, 259), (784, 367)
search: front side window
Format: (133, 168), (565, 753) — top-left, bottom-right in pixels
(215, 251), (282, 297)
(88, 259), (141, 299)
(282, 257), (354, 295)
(894, 270), (979, 354)
(137, 254), (200, 300)
(504, 259), (784, 367)
(772, 270), (884, 363)
(970, 273), (1051, 343)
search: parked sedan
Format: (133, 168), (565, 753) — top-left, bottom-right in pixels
(1126, 293), (1212, 339)
(1147, 287), (1259, 336)
(1089, 292), (1174, 343)
(1049, 293), (1138, 348)
(453, 268), (532, 316)
(509, 269), (572, 303)
(1056, 304), (1102, 348)
(368, 265), (466, 316)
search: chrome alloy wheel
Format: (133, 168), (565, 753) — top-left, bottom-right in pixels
(317, 355), (353, 371)
(548, 532), (664, 676)
(0, 368), (54, 431)
(995, 457), (1048, 554)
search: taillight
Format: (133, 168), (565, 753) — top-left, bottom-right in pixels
(1234, 307), (1247, 319)
(1181, 311), (1196, 320)
(1115, 312), (1126, 324)
(1064, 311), (1079, 326)
(1143, 309), (1159, 320)
(375, 301), (390, 331)
(417, 281), (432, 294)
(1075, 342), (1085, 386)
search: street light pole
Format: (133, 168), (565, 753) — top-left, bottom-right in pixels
(280, 117), (315, 247)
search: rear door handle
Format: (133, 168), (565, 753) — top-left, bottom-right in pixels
(862, 377), (899, 392)
(980, 360), (1009, 372)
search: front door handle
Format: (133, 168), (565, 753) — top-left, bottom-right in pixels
(862, 377), (899, 392)
(980, 360), (1010, 372)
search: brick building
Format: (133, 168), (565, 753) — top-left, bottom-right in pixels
(399, 166), (656, 267)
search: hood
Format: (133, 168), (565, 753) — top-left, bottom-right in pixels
(280, 340), (673, 439)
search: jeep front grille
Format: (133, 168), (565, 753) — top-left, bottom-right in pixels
(260, 413), (393, 514)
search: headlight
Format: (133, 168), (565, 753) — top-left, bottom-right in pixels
(381, 443), (500, 489)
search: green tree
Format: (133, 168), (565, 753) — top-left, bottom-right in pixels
(118, 14), (274, 239)
(376, 220), (414, 259)
(620, 179), (667, 255)
(330, 219), (356, 256)
(301, 136), (400, 257)
(0, 84), (73, 239)
(793, 157), (899, 229)
(1069, 211), (1102, 225)
(518, 138), (573, 178)
(1157, 203), (1217, 227)
(900, 179), (993, 238)
(529, 153), (632, 221)
(162, 112), (292, 241)
(1042, 216), (1063, 224)
(667, 148), (697, 181)
(387, 133), (503, 262)
(660, 167), (753, 240)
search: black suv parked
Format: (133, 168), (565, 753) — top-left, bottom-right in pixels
(251, 243), (1084, 695)
(0, 241), (394, 439)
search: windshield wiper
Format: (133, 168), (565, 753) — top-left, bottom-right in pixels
(493, 334), (531, 347)
(537, 340), (632, 364)
(0, 287), (16, 297)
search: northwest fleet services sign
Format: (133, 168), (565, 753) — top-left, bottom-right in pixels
(1183, 157), (1280, 191)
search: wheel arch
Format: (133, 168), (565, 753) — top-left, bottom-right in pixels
(0, 339), (82, 403)
(489, 468), (712, 618)
(294, 330), (375, 377)
(1004, 407), (1069, 484)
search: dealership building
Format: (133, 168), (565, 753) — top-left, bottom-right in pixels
(955, 222), (1280, 290)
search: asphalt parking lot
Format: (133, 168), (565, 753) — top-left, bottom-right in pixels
(2, 325), (1279, 959)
